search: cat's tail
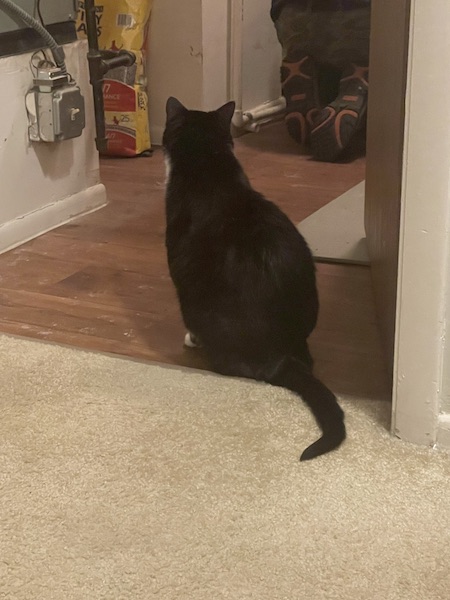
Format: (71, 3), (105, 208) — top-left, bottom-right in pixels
(269, 356), (346, 461)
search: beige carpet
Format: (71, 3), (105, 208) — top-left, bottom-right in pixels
(1, 334), (449, 600)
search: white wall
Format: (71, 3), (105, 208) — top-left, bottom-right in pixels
(0, 40), (106, 254)
(147, 0), (205, 145)
(147, 0), (282, 144)
(240, 0), (281, 112)
(201, 0), (229, 110)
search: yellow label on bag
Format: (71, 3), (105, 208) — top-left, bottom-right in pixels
(76, 0), (152, 51)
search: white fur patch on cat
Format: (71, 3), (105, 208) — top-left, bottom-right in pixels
(164, 156), (172, 183)
(184, 332), (200, 348)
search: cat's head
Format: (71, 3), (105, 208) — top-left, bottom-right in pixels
(163, 97), (236, 159)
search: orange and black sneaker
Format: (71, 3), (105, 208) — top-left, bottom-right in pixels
(310, 63), (369, 161)
(281, 53), (320, 147)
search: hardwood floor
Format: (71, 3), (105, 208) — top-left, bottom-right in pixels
(0, 122), (390, 401)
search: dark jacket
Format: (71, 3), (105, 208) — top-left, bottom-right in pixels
(270, 0), (370, 22)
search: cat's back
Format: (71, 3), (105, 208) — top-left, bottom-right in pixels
(163, 96), (312, 269)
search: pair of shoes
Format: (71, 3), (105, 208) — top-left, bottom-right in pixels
(281, 54), (320, 146)
(310, 63), (369, 161)
(281, 56), (368, 161)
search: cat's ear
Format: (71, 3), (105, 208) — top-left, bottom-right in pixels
(216, 101), (236, 125)
(166, 97), (188, 121)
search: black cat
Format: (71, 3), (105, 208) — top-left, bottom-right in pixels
(163, 97), (345, 461)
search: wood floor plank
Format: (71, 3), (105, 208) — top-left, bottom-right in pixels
(0, 288), (202, 368)
(8, 235), (164, 275)
(43, 265), (173, 314)
(0, 121), (389, 403)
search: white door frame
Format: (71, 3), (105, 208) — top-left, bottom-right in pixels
(393, 0), (450, 450)
(228, 0), (285, 131)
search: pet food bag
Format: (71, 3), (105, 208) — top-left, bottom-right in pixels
(77, 1), (153, 156)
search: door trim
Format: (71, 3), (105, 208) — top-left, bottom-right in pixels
(392, 0), (450, 449)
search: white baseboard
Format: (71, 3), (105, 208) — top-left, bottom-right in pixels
(0, 183), (107, 255)
(437, 414), (450, 452)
